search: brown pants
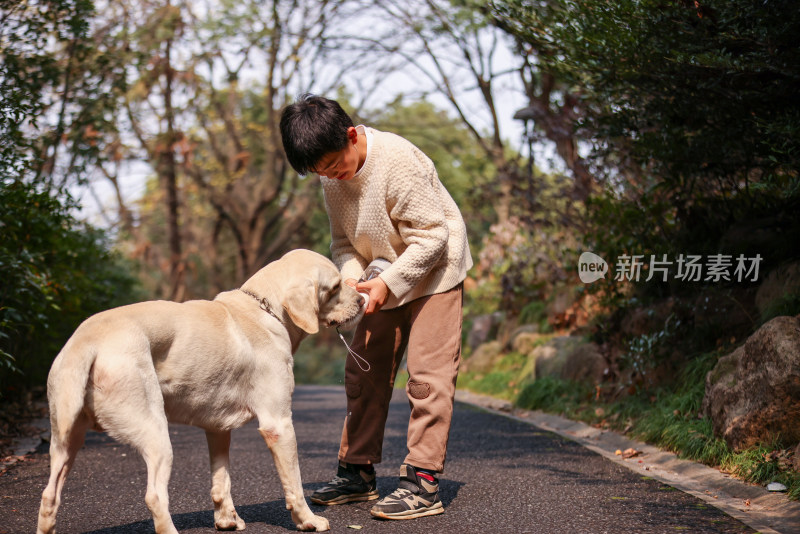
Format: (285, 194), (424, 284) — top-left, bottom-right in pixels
(338, 283), (463, 473)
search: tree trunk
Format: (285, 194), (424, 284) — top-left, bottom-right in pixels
(159, 32), (185, 301)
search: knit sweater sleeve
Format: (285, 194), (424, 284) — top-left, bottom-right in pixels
(325, 190), (367, 282)
(378, 146), (449, 300)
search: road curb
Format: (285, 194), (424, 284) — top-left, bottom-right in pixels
(455, 389), (800, 534)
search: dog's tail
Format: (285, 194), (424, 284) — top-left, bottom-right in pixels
(46, 333), (97, 444)
(38, 332), (97, 534)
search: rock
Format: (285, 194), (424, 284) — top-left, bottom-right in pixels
(767, 482), (788, 492)
(532, 336), (581, 379)
(561, 342), (607, 383)
(511, 330), (544, 355)
(461, 341), (503, 374)
(755, 261), (800, 317)
(467, 312), (503, 350)
(703, 315), (800, 451)
(532, 336), (605, 384)
(795, 442), (800, 472)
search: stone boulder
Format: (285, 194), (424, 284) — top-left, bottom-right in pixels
(466, 312), (504, 350)
(532, 336), (606, 384)
(461, 341), (503, 374)
(510, 328), (544, 356)
(561, 343), (607, 383)
(703, 315), (800, 451)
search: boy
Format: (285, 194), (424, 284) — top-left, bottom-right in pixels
(279, 94), (472, 520)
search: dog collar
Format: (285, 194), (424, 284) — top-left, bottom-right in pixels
(238, 288), (283, 324)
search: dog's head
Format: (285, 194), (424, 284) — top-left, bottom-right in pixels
(258, 249), (365, 334)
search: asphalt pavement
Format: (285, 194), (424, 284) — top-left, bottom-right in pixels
(0, 385), (761, 533)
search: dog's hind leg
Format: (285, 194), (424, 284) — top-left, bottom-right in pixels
(92, 359), (178, 534)
(37, 410), (91, 534)
(258, 415), (330, 532)
(205, 430), (245, 531)
(110, 411), (178, 534)
(111, 405), (177, 534)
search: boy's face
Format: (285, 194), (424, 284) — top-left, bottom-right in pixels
(312, 127), (360, 181)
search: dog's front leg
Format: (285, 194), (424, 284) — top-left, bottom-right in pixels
(205, 430), (246, 531)
(258, 418), (330, 532)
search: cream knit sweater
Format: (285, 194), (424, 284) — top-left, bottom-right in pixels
(321, 127), (473, 310)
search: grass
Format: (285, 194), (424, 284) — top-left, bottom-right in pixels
(458, 351), (533, 400)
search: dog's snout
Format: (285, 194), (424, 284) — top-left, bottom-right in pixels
(357, 293), (366, 307)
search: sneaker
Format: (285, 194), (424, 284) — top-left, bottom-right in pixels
(310, 461), (378, 505)
(370, 464), (444, 520)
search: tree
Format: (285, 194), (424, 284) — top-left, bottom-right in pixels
(337, 0), (524, 225)
(1, 0), (143, 397)
(1, 0), (115, 187)
(492, 0), (800, 233)
(0, 182), (142, 398)
(87, 0), (361, 298)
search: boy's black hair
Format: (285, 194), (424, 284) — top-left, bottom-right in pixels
(279, 94), (354, 175)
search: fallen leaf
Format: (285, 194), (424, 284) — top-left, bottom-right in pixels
(347, 526), (363, 530)
(744, 499), (751, 506)
(615, 449), (622, 456)
(621, 448), (642, 459)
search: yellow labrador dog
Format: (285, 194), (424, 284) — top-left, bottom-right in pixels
(37, 249), (364, 534)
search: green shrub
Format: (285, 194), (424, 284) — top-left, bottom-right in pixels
(0, 182), (142, 398)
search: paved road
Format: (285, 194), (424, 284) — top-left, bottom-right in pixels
(1, 385), (754, 534)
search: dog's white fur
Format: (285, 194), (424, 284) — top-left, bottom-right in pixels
(37, 249), (365, 534)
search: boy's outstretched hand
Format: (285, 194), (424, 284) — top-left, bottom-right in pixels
(355, 277), (389, 314)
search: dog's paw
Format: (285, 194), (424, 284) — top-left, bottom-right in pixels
(215, 512), (246, 531)
(296, 514), (330, 532)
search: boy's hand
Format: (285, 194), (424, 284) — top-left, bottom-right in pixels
(356, 277), (389, 314)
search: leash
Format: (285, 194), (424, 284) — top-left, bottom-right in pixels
(336, 327), (371, 372)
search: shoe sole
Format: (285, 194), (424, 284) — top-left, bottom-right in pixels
(310, 490), (379, 506)
(370, 501), (444, 520)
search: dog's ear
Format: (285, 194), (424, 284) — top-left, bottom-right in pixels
(281, 278), (319, 334)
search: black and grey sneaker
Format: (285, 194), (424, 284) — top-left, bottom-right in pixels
(370, 464), (444, 520)
(310, 461), (378, 505)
